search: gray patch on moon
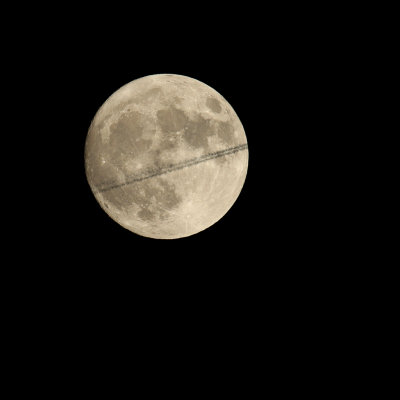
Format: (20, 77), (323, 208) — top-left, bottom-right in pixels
(183, 114), (213, 152)
(206, 97), (222, 113)
(160, 135), (178, 151)
(156, 106), (188, 133)
(216, 120), (235, 145)
(149, 149), (164, 171)
(102, 177), (182, 223)
(137, 207), (155, 221)
(110, 111), (142, 141)
(108, 111), (153, 172)
(100, 185), (136, 212)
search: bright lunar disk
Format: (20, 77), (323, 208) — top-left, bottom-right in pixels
(85, 74), (248, 239)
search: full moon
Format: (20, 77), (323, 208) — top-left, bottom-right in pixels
(84, 74), (248, 239)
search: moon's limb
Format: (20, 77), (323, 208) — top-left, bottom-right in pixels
(85, 74), (248, 239)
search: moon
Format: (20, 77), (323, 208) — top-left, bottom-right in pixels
(84, 74), (248, 239)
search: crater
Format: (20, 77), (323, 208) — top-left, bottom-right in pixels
(136, 178), (182, 222)
(206, 97), (222, 113)
(155, 179), (181, 211)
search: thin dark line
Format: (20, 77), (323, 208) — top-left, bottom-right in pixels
(96, 143), (248, 193)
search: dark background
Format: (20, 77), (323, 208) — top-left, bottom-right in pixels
(4, 5), (366, 388)
(20, 5), (334, 283)
(40, 17), (281, 261)
(13, 3), (354, 308)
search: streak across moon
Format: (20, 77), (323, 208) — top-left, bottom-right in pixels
(96, 143), (248, 193)
(85, 74), (249, 239)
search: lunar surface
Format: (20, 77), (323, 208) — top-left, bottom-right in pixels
(85, 74), (248, 239)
